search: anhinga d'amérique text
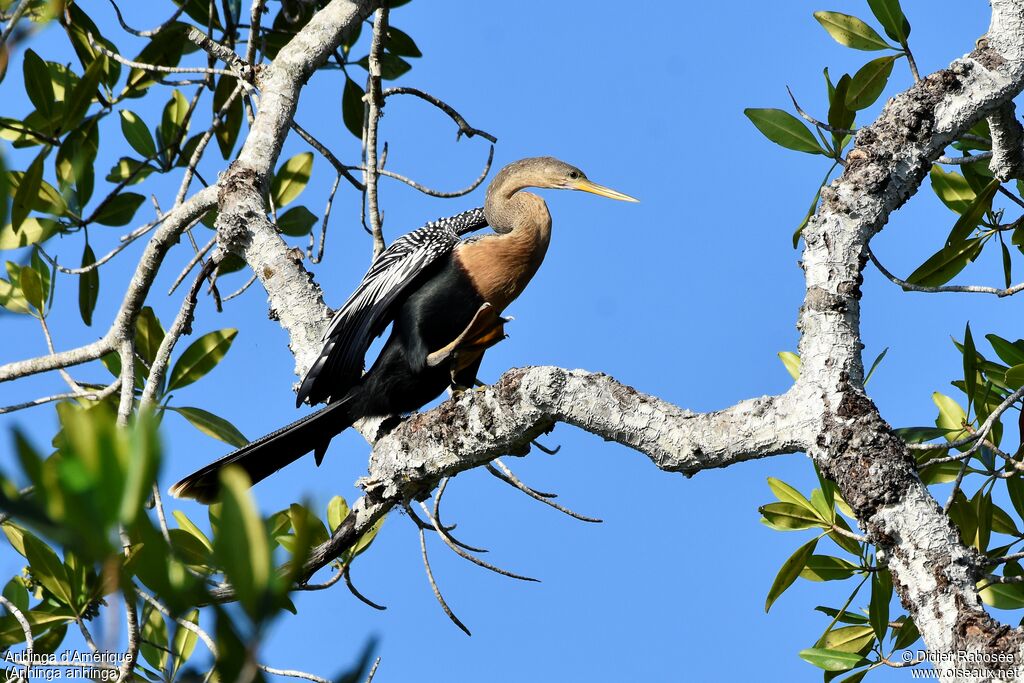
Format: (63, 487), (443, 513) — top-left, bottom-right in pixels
(171, 157), (637, 502)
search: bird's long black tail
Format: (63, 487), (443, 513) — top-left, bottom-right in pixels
(169, 397), (355, 503)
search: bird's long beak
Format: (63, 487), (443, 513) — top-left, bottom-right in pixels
(574, 178), (639, 202)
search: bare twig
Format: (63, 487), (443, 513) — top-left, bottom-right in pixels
(344, 566), (386, 611)
(360, 144), (494, 198)
(0, 380), (120, 415)
(418, 500), (538, 582)
(417, 525), (470, 636)
(487, 459), (602, 523)
(168, 234), (217, 296)
(867, 245), (1024, 297)
(0, 594), (33, 681)
(291, 120), (364, 190)
(88, 32), (237, 78)
(106, 0), (186, 37)
(257, 665), (329, 683)
(364, 5), (388, 259)
(382, 87), (498, 143)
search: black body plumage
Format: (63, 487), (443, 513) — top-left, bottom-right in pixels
(170, 208), (488, 502)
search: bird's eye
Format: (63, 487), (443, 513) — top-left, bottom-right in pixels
(568, 170), (580, 179)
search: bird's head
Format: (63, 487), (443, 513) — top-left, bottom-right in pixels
(489, 156), (639, 203)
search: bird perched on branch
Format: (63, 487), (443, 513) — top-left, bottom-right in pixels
(171, 157), (637, 502)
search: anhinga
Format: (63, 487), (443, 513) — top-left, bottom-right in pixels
(171, 157), (637, 502)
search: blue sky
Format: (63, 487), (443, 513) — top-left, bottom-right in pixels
(0, 1), (1006, 680)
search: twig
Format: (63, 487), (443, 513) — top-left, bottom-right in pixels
(785, 86), (856, 136)
(309, 172), (342, 263)
(418, 500), (538, 582)
(245, 0), (266, 65)
(0, 380), (120, 414)
(867, 245), (1024, 297)
(257, 665), (329, 683)
(176, 83), (245, 205)
(0, 0), (30, 44)
(223, 273), (258, 301)
(344, 565), (386, 611)
(0, 594), (33, 681)
(136, 587), (217, 656)
(364, 5), (388, 259)
(831, 524), (868, 543)
(417, 525), (470, 636)
(487, 460), (602, 523)
(88, 32), (237, 78)
(116, 339), (136, 426)
(116, 585), (139, 682)
(907, 385), (1024, 454)
(937, 151), (994, 165)
(382, 87), (498, 143)
(185, 26), (255, 81)
(141, 255), (221, 409)
(106, 0), (185, 37)
(433, 478), (488, 553)
(290, 120), (364, 190)
(39, 316), (87, 394)
(365, 658), (381, 683)
(360, 145), (494, 199)
(168, 234), (216, 295)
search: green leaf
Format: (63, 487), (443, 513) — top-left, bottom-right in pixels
(19, 265), (43, 313)
(213, 75), (243, 159)
(1005, 364), (1024, 389)
(156, 89), (189, 163)
(168, 329), (237, 391)
(56, 119), (98, 206)
(12, 150), (45, 232)
(869, 570), (892, 641)
(215, 467), (272, 618)
(767, 477), (815, 509)
(140, 605), (168, 671)
(905, 237), (983, 287)
(829, 74), (855, 152)
(78, 244), (99, 326)
(170, 610), (199, 679)
(766, 538), (817, 612)
(119, 110), (157, 159)
(342, 77), (366, 140)
(386, 26), (422, 57)
(327, 496), (350, 532)
(932, 392), (968, 442)
(813, 11), (895, 51)
(866, 0), (910, 43)
(817, 625), (875, 653)
(22, 534), (74, 607)
(947, 178), (998, 244)
(800, 555), (860, 581)
(964, 322), (978, 410)
(760, 502), (825, 530)
(105, 158), (156, 186)
(135, 307), (165, 366)
(864, 346), (888, 385)
(169, 406), (248, 448)
(930, 165), (976, 214)
(986, 334), (1024, 367)
(277, 206), (318, 237)
(1002, 240), (1013, 289)
(744, 108), (824, 155)
(93, 193), (145, 227)
(980, 580), (1024, 609)
(271, 153), (313, 207)
(846, 56), (897, 110)
(799, 647), (866, 672)
(356, 53), (412, 80)
(120, 412), (159, 525)
(63, 56), (104, 133)
(23, 49), (55, 119)
(778, 351), (801, 380)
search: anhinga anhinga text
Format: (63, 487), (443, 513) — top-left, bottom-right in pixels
(171, 157), (637, 502)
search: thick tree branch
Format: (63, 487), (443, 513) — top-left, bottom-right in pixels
(794, 1), (1024, 675)
(988, 102), (1024, 180)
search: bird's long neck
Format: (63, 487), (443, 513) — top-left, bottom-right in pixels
(457, 183), (552, 312)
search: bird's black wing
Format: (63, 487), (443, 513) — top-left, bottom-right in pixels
(296, 207), (488, 406)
